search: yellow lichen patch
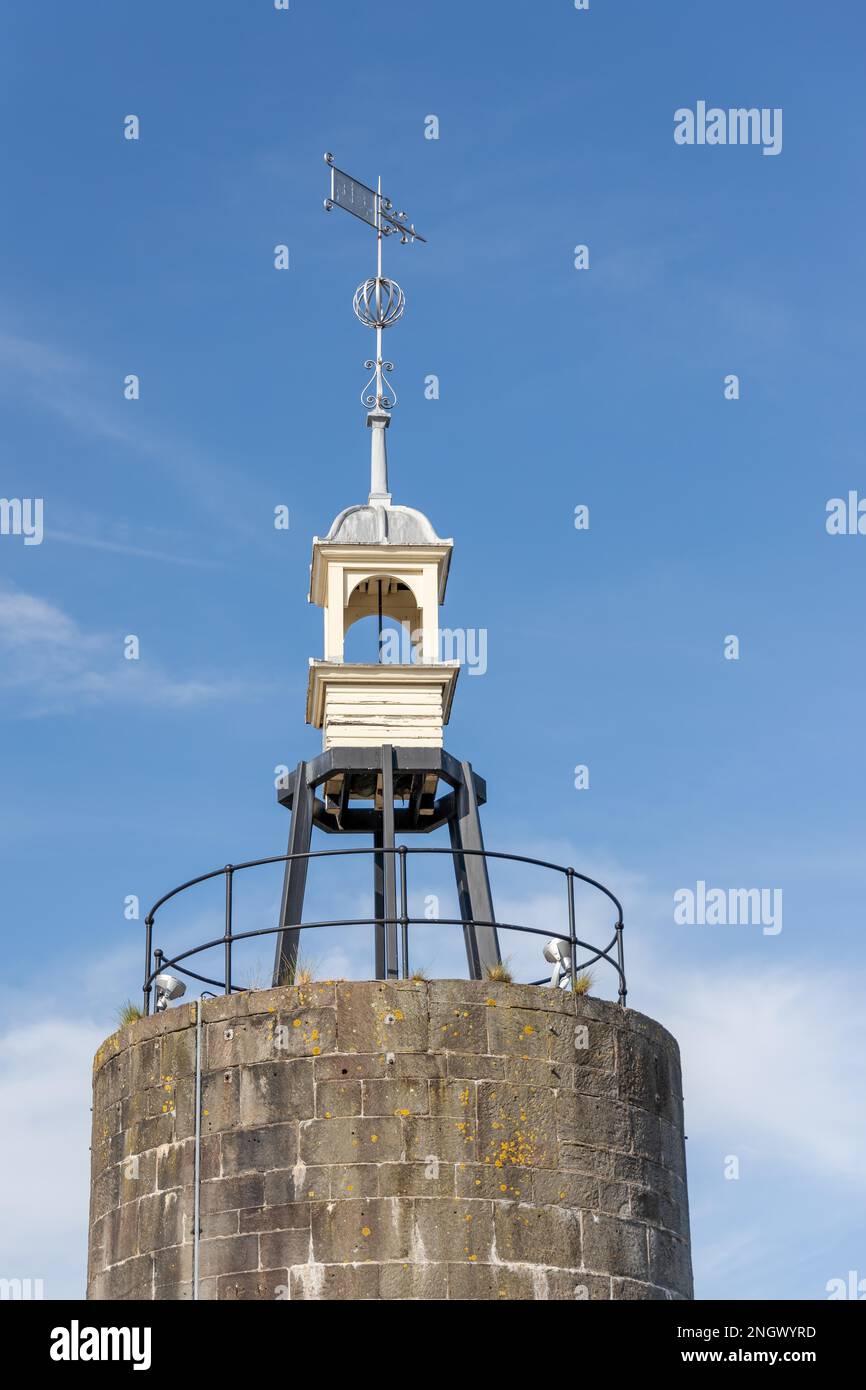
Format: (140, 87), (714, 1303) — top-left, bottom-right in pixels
(324, 1111), (332, 1119)
(396, 1108), (411, 1117)
(522, 1025), (534, 1036)
(371, 1134), (379, 1143)
(485, 998), (496, 1007)
(394, 1009), (404, 1021)
(310, 1029), (319, 1041)
(292, 1019), (301, 1028)
(459, 1087), (470, 1107)
(312, 1047), (321, 1056)
(361, 1226), (372, 1237)
(490, 1130), (538, 1169)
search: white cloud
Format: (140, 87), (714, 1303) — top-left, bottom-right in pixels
(640, 955), (866, 1191)
(0, 585), (266, 714)
(0, 1015), (103, 1299)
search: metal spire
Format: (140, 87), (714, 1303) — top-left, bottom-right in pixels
(323, 153), (426, 503)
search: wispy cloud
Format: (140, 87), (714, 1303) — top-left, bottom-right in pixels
(0, 330), (261, 538)
(47, 528), (221, 569)
(0, 585), (268, 714)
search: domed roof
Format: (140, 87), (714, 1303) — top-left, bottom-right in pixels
(324, 501), (443, 545)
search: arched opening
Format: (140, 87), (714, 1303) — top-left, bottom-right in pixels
(343, 575), (423, 664)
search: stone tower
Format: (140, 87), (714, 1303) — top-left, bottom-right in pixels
(87, 157), (693, 1301)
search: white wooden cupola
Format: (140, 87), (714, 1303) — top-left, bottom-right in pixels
(306, 411), (458, 749)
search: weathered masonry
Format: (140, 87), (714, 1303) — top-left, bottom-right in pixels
(88, 980), (692, 1300)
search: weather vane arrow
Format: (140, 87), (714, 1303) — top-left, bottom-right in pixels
(323, 152), (426, 416)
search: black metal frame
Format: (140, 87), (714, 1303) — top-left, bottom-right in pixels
(270, 746), (500, 988)
(142, 844), (627, 1017)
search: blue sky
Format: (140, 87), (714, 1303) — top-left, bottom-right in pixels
(1, 0), (864, 1300)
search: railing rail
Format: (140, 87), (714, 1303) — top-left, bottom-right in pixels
(142, 845), (626, 1015)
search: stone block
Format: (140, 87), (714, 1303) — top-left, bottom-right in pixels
(239, 1200), (311, 1233)
(336, 981), (428, 1053)
(548, 1271), (612, 1299)
(616, 1030), (681, 1124)
(311, 1197), (411, 1263)
(611, 1277), (669, 1300)
(119, 1146), (156, 1204)
(413, 1197), (493, 1262)
(313, 1053), (381, 1081)
(200, 1174), (264, 1214)
(446, 1262), (536, 1300)
(153, 1242), (192, 1288)
(648, 1227), (693, 1295)
(532, 1169), (598, 1210)
(581, 1211), (649, 1281)
(362, 1077), (429, 1116)
(494, 1202), (581, 1268)
(199, 1210), (239, 1238)
(379, 1263), (448, 1300)
(260, 1228), (312, 1267)
(95, 1252), (154, 1301)
(218, 1269), (287, 1301)
(160, 1028), (196, 1079)
(138, 1189), (184, 1253)
(221, 1122), (298, 1175)
(476, 1081), (558, 1171)
(446, 1052), (506, 1080)
(378, 1160), (455, 1199)
(429, 1004), (489, 1054)
(317, 1078), (362, 1117)
(264, 1165), (329, 1205)
(299, 1116), (401, 1165)
(597, 1180), (631, 1218)
(289, 1263), (380, 1300)
(329, 1164), (380, 1199)
(455, 1163), (529, 1201)
(239, 1058), (314, 1126)
(105, 1198), (140, 1265)
(198, 1234), (259, 1278)
(200, 1068), (240, 1136)
(428, 1077), (476, 1117)
(557, 1093), (630, 1152)
(402, 1115), (477, 1163)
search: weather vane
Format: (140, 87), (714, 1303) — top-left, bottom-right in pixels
(324, 152), (426, 414)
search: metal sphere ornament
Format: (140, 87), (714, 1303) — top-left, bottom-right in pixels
(353, 276), (405, 330)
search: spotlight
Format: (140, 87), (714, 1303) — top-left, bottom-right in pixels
(154, 972), (186, 1012)
(543, 938), (572, 989)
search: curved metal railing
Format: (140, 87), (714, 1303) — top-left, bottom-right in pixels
(142, 845), (626, 1014)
